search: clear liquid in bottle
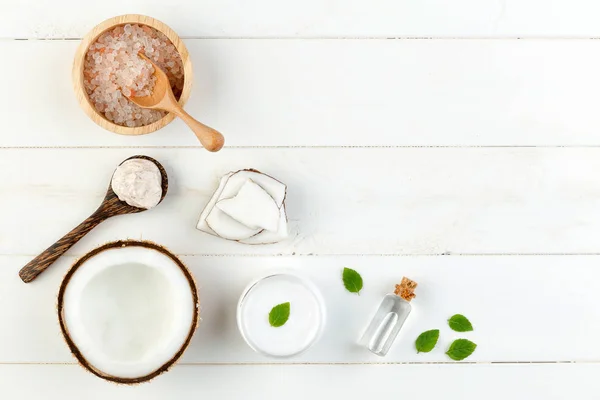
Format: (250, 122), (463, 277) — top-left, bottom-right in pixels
(360, 277), (417, 357)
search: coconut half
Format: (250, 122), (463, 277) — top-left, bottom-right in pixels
(57, 241), (199, 384)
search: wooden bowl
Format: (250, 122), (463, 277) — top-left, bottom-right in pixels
(72, 14), (193, 135)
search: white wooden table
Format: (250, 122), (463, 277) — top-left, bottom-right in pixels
(2, 1), (600, 398)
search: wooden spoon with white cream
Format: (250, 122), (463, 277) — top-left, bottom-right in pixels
(18, 155), (168, 283)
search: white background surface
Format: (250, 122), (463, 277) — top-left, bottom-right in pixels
(1, 1), (600, 398)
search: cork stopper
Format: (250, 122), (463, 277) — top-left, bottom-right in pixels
(394, 277), (417, 302)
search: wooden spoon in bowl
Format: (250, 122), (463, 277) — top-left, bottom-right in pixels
(18, 155), (169, 283)
(128, 53), (224, 152)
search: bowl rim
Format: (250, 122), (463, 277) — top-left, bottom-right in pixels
(72, 14), (194, 135)
(236, 271), (327, 359)
(56, 240), (199, 384)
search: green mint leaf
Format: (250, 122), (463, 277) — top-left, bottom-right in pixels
(448, 314), (474, 332)
(415, 329), (440, 353)
(268, 302), (290, 327)
(446, 339), (477, 361)
(342, 267), (363, 294)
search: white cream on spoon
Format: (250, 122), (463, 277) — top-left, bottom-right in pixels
(111, 158), (162, 209)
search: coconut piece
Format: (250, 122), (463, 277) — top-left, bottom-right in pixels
(196, 172), (233, 236)
(58, 241), (198, 384)
(203, 170), (287, 241)
(216, 179), (280, 231)
(219, 170), (286, 208)
(206, 209), (262, 241)
(239, 206), (289, 245)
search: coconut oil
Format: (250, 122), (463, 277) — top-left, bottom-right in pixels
(361, 277), (417, 357)
(237, 273), (326, 358)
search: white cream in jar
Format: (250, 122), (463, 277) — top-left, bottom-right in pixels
(237, 273), (325, 358)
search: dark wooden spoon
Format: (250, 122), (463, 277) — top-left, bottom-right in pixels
(18, 155), (168, 283)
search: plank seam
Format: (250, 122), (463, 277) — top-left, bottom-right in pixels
(2, 145), (600, 150)
(0, 361), (594, 366)
(4, 37), (600, 41)
(7, 253), (600, 257)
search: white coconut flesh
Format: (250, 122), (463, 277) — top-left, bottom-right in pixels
(216, 179), (281, 231)
(239, 206), (289, 245)
(218, 170), (287, 207)
(197, 170), (289, 244)
(206, 209), (262, 241)
(196, 172), (233, 236)
(61, 247), (195, 379)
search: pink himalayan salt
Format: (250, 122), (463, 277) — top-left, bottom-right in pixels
(83, 24), (185, 128)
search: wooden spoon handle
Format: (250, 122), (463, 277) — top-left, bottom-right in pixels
(172, 108), (225, 152)
(19, 212), (108, 283)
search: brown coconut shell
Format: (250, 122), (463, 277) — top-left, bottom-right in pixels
(203, 168), (288, 244)
(57, 240), (199, 384)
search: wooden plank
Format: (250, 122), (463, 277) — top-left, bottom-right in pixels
(4, 1), (600, 38)
(0, 363), (598, 399)
(3, 39), (600, 147)
(2, 363), (599, 399)
(2, 148), (600, 256)
(3, 254), (600, 363)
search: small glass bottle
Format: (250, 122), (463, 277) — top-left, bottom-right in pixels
(361, 277), (417, 356)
